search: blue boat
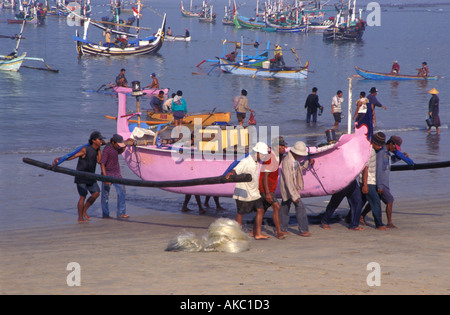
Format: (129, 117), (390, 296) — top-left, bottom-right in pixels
(355, 66), (439, 81)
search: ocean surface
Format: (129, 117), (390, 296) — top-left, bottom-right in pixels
(1, 0), (449, 230)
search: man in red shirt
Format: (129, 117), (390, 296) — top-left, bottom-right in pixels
(100, 134), (128, 219)
(259, 137), (287, 239)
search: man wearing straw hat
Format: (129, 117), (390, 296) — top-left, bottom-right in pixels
(279, 141), (314, 237)
(427, 88), (440, 134)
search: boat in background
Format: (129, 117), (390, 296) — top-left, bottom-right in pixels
(218, 57), (309, 80)
(1, 10), (58, 72)
(323, 0), (366, 41)
(73, 1), (167, 57)
(355, 66), (439, 81)
(166, 34), (191, 42)
(181, 0), (201, 17)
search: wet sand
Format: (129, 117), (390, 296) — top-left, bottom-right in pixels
(1, 152), (449, 295)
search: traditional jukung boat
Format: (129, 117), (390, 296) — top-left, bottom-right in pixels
(114, 88), (372, 197)
(181, 0), (201, 18)
(107, 87), (230, 126)
(218, 57), (309, 80)
(72, 1), (166, 57)
(355, 66), (439, 81)
(323, 0), (366, 41)
(1, 14), (58, 72)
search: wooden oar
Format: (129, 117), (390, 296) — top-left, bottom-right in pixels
(23, 157), (252, 188)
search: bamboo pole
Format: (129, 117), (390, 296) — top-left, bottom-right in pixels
(347, 76), (353, 134)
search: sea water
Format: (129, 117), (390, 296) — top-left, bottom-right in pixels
(1, 1), (449, 230)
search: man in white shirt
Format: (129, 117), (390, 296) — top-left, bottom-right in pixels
(226, 142), (270, 239)
(331, 90), (344, 129)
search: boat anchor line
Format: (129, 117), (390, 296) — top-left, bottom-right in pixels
(22, 158), (252, 188)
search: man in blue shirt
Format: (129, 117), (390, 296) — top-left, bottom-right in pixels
(367, 87), (387, 127)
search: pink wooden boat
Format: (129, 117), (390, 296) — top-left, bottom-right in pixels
(116, 91), (372, 198)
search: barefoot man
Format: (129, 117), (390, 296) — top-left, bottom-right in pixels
(226, 142), (270, 240)
(53, 131), (104, 223)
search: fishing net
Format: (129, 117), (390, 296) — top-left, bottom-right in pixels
(166, 218), (250, 253)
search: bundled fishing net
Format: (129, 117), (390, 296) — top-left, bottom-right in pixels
(166, 218), (250, 253)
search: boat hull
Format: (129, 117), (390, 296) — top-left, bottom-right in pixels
(166, 35), (191, 42)
(0, 53), (26, 71)
(116, 91), (371, 197)
(355, 66), (439, 81)
(218, 58), (308, 80)
(75, 14), (166, 57)
(146, 112), (231, 126)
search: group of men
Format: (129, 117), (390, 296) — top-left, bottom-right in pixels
(53, 132), (129, 223)
(304, 86), (387, 129)
(226, 138), (313, 240)
(115, 68), (159, 90)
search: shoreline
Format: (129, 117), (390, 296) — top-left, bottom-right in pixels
(1, 152), (449, 295)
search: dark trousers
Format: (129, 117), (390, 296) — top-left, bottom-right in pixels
(322, 180), (362, 229)
(306, 110), (317, 123)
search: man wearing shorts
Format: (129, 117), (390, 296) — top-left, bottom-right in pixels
(53, 131), (104, 223)
(259, 137), (287, 239)
(226, 142), (269, 239)
(331, 90), (343, 129)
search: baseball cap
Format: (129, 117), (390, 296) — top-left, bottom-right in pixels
(90, 131), (104, 140)
(111, 134), (125, 147)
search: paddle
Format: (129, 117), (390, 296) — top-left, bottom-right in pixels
(23, 157), (252, 188)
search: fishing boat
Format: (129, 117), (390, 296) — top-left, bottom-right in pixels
(222, 0), (235, 25)
(72, 1), (166, 57)
(355, 66), (439, 81)
(323, 0), (366, 41)
(198, 2), (216, 23)
(1, 12), (58, 72)
(181, 0), (201, 17)
(233, 13), (265, 29)
(196, 38), (270, 72)
(165, 34), (191, 42)
(114, 88), (372, 197)
(0, 52), (27, 71)
(217, 57), (309, 80)
(106, 87), (230, 126)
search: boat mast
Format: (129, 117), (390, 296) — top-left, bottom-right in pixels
(14, 7), (27, 55)
(136, 0), (141, 39)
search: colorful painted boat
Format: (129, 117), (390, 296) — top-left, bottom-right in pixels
(0, 52), (26, 71)
(180, 1), (201, 17)
(115, 90), (372, 197)
(145, 111), (231, 126)
(218, 57), (309, 80)
(355, 66), (439, 81)
(74, 13), (166, 57)
(233, 13), (265, 29)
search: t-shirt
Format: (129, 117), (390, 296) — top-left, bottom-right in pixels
(100, 144), (122, 178)
(232, 155), (261, 202)
(258, 151), (280, 193)
(332, 95), (343, 113)
(233, 95), (249, 113)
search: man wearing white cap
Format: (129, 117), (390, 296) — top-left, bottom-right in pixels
(226, 142), (270, 240)
(279, 141), (314, 236)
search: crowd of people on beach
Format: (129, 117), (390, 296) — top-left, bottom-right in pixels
(55, 67), (439, 240)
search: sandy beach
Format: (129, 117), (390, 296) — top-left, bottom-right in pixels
(1, 151), (449, 296)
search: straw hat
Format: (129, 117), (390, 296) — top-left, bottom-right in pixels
(428, 88), (439, 95)
(290, 141), (308, 156)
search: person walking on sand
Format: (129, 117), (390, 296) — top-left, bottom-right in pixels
(279, 141), (314, 237)
(233, 89), (253, 126)
(226, 142), (270, 240)
(52, 131), (104, 223)
(100, 134), (129, 219)
(259, 136), (288, 239)
(331, 90), (344, 129)
(359, 132), (389, 230)
(182, 195), (205, 214)
(427, 88), (440, 134)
